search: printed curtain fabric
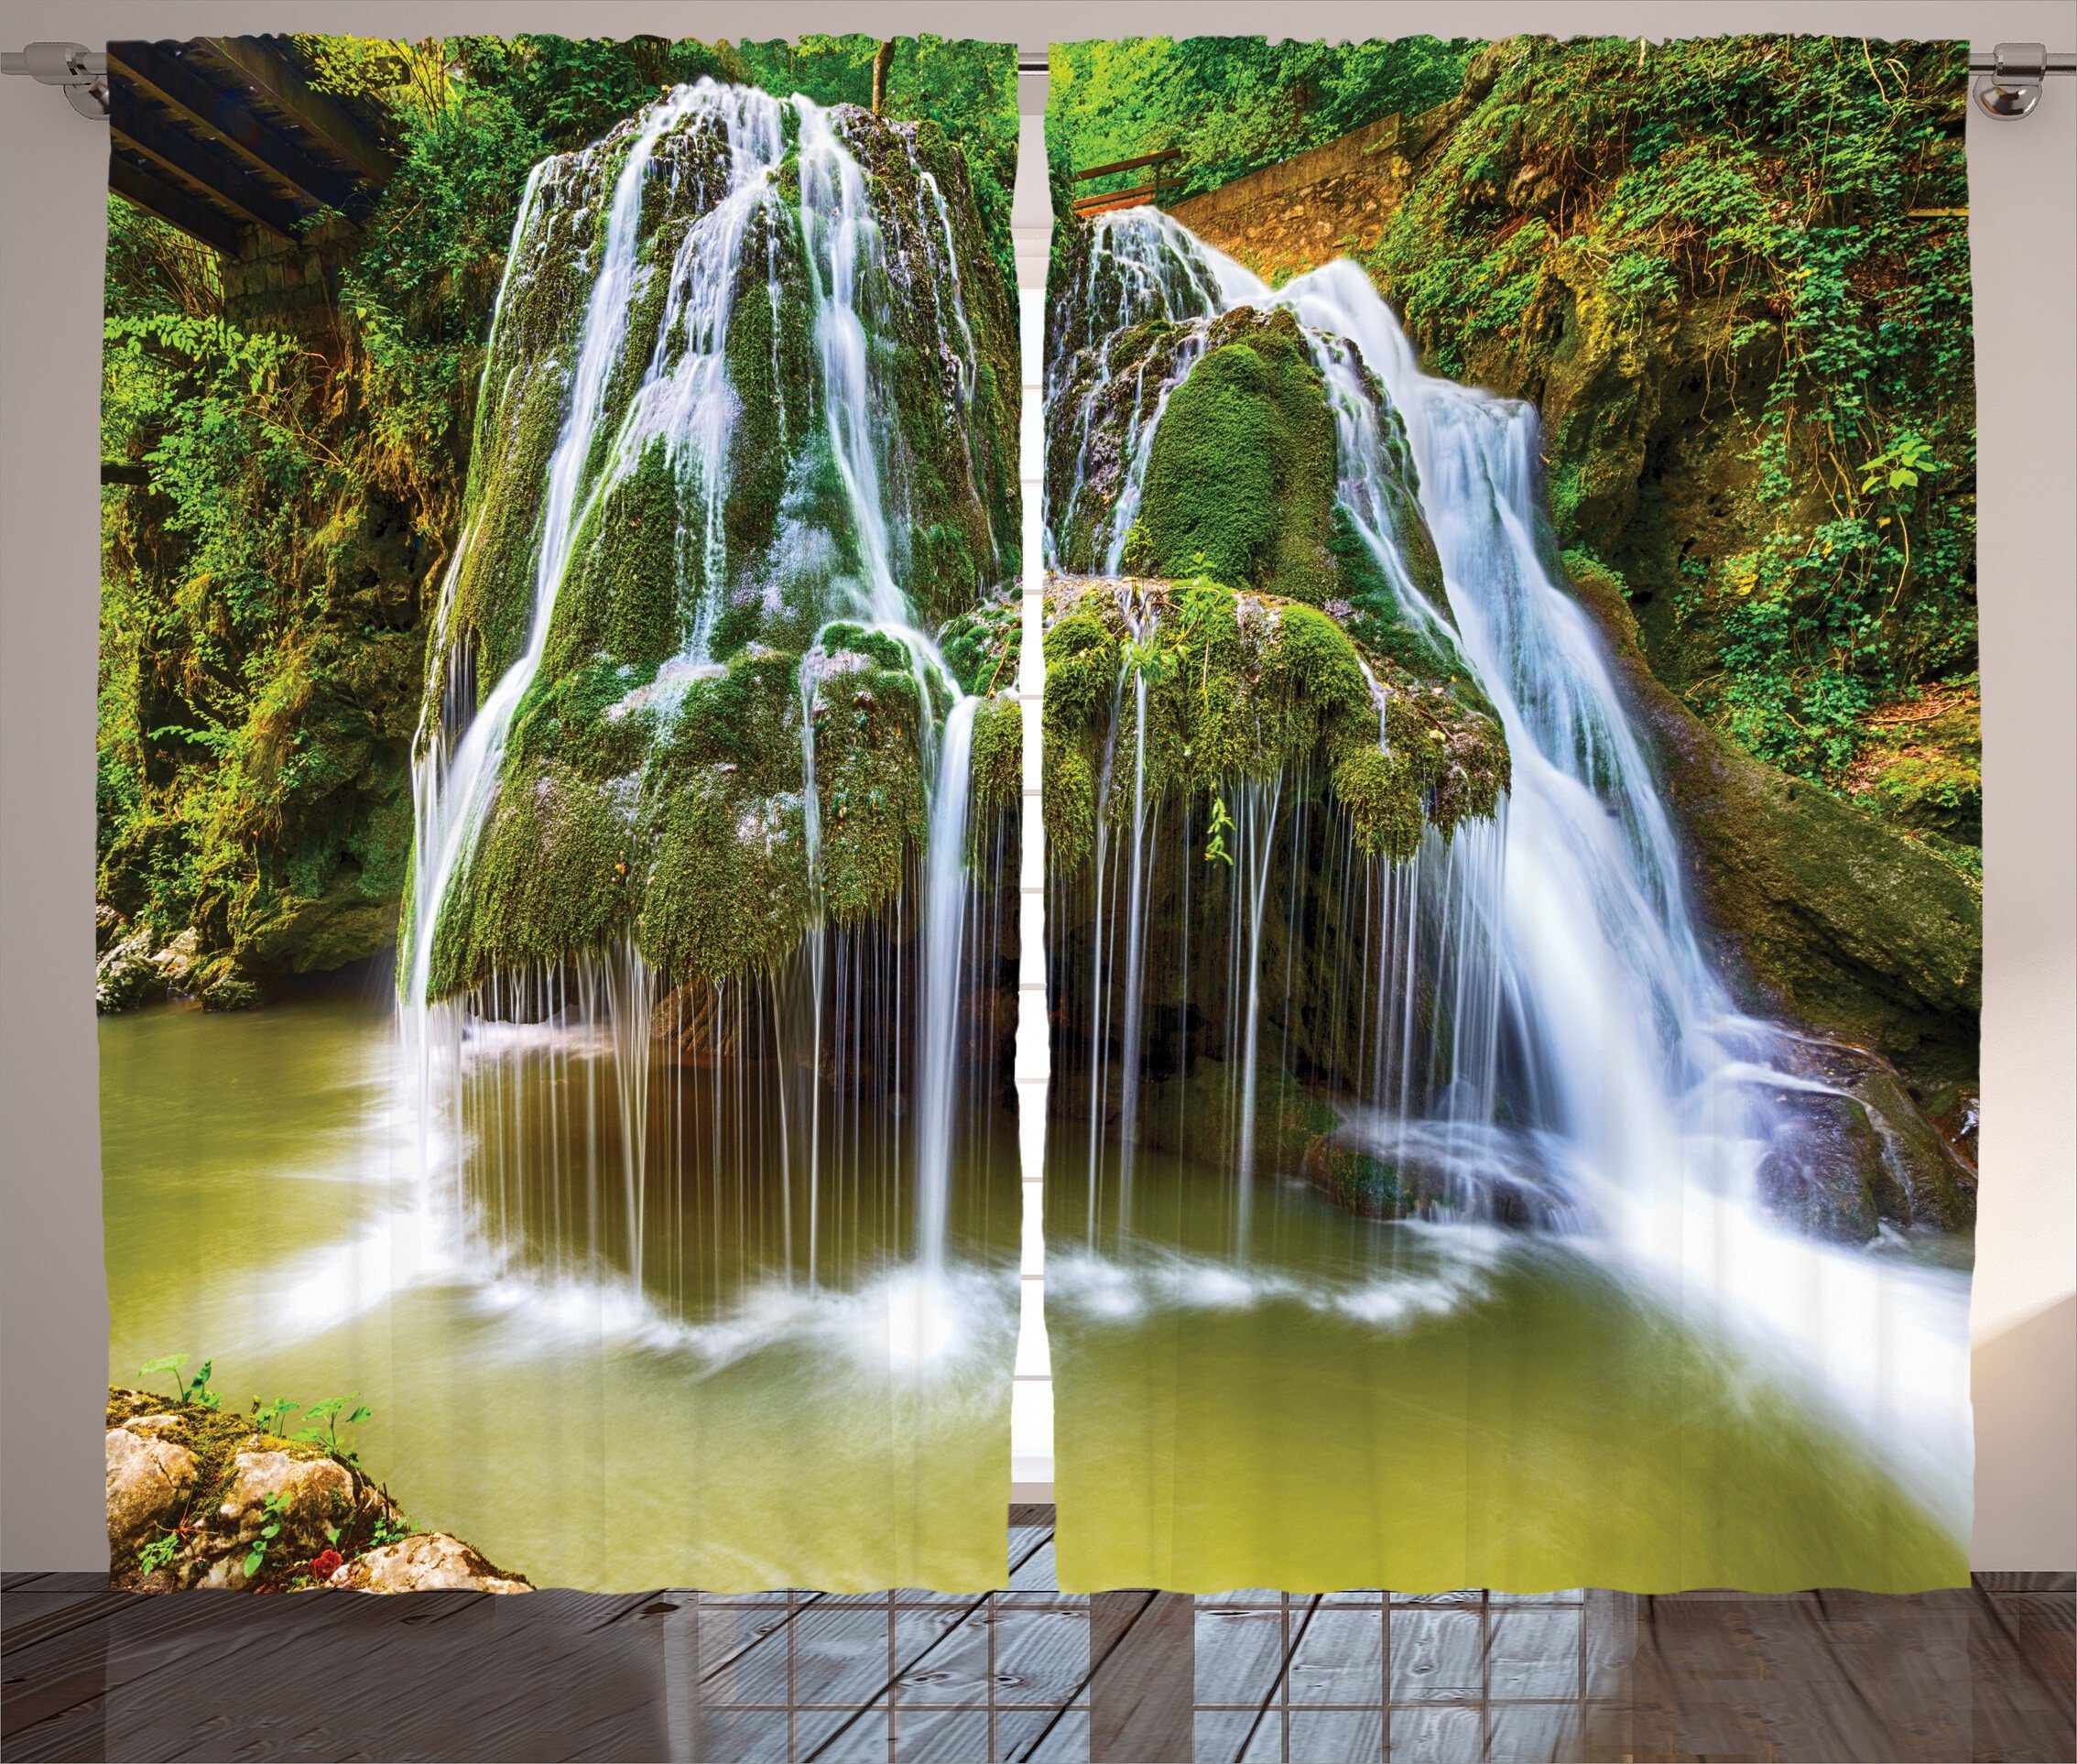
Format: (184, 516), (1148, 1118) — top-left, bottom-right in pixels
(98, 35), (1023, 1594)
(99, 29), (1979, 1605)
(1039, 35), (1979, 1595)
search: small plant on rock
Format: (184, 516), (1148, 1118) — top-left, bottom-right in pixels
(249, 1396), (299, 1435)
(295, 1395), (374, 1467)
(243, 1490), (292, 1584)
(139, 1355), (220, 1410)
(136, 1530), (183, 1574)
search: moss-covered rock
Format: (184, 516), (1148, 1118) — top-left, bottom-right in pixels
(1045, 294), (1435, 626)
(970, 692), (1024, 818)
(1126, 309), (1340, 600)
(416, 96), (1022, 1001)
(1042, 574), (1506, 880)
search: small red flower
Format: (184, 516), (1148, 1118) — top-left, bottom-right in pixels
(309, 1549), (344, 1581)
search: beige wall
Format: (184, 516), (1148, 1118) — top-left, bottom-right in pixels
(4, 0), (2070, 1572)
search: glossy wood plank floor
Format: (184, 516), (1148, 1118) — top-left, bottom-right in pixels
(4, 1516), (2070, 1762)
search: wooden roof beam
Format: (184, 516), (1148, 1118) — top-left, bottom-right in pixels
(111, 87), (304, 240)
(198, 36), (395, 187)
(107, 43), (365, 218)
(109, 153), (245, 256)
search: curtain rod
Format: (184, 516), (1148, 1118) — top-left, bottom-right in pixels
(7, 41), (2074, 122)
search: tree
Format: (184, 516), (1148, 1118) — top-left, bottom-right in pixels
(870, 38), (894, 113)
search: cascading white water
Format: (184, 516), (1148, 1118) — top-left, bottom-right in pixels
(911, 695), (979, 1274)
(1051, 209), (1971, 1528)
(408, 94), (686, 1015)
(405, 82), (1005, 1326)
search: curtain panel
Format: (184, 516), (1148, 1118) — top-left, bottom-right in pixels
(98, 32), (1023, 1595)
(1039, 33), (1979, 1595)
(96, 28), (1979, 1606)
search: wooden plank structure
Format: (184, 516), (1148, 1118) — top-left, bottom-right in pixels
(105, 37), (397, 256)
(1070, 148), (1181, 218)
(4, 1538), (2072, 1761)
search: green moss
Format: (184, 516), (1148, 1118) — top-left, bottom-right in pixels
(509, 654), (655, 777)
(1043, 746), (1097, 877)
(1042, 578), (1507, 882)
(807, 654), (930, 925)
(1130, 311), (1340, 603)
(424, 762), (638, 997)
(819, 621), (915, 674)
(1331, 505), (1463, 681)
(719, 200), (818, 574)
(940, 596), (1021, 696)
(638, 786), (810, 981)
(537, 438), (685, 679)
(1254, 602), (1375, 764)
(969, 692), (1023, 814)
(1332, 747), (1426, 862)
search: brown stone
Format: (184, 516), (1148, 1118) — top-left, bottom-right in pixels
(329, 1533), (533, 1595)
(105, 1424), (199, 1556)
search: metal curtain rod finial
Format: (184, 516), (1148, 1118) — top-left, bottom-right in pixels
(1, 42), (107, 117)
(1970, 42), (2076, 117)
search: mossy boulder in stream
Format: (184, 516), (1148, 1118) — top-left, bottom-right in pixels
(1042, 575), (1505, 880)
(1045, 291), (1443, 622)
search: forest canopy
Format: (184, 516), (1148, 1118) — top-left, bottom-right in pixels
(1047, 36), (1472, 201)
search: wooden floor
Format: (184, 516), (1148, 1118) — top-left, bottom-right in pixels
(4, 1514), (2070, 1762)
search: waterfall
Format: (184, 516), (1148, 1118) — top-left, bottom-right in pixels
(1048, 210), (1970, 1525)
(912, 695), (978, 1275)
(400, 82), (1013, 1336)
(407, 96), (685, 1014)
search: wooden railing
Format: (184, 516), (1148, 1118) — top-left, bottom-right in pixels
(1070, 147), (1180, 217)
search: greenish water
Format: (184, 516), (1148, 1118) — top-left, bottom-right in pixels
(1047, 1151), (1973, 1596)
(103, 992), (1017, 1593)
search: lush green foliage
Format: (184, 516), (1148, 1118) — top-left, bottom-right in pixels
(1362, 36), (1975, 804)
(736, 35), (1019, 280)
(1048, 37), (1471, 202)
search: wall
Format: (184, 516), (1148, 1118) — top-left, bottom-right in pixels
(1167, 111), (1423, 283)
(4, 0), (2071, 1574)
(219, 217), (356, 337)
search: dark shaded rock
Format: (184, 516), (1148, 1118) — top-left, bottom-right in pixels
(1755, 1037), (1976, 1242)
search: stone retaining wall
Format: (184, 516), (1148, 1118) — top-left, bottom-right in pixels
(1167, 113), (1428, 284)
(220, 216), (357, 338)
